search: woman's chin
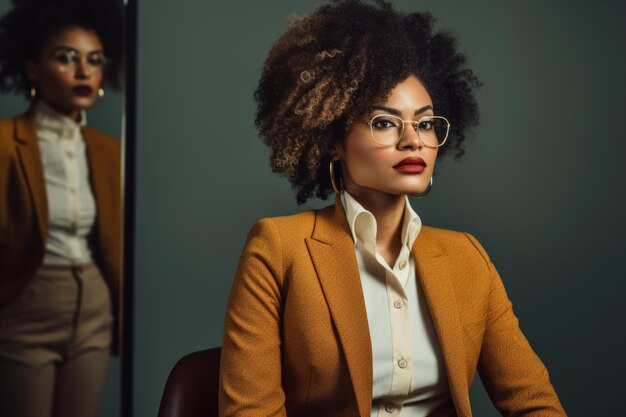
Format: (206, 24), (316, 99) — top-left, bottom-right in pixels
(69, 96), (96, 110)
(396, 182), (431, 197)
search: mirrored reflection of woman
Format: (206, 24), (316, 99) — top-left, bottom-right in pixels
(219, 1), (567, 416)
(0, 1), (123, 416)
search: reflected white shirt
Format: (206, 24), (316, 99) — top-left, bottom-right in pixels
(340, 191), (452, 417)
(36, 101), (96, 265)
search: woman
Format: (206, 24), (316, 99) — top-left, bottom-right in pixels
(0, 1), (123, 416)
(219, 1), (566, 416)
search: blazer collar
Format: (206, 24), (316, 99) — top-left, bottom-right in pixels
(34, 100), (86, 142)
(14, 110), (48, 244)
(306, 197), (472, 417)
(82, 126), (110, 261)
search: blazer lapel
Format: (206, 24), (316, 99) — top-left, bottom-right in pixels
(412, 230), (472, 417)
(14, 112), (48, 244)
(305, 198), (372, 417)
(83, 128), (107, 245)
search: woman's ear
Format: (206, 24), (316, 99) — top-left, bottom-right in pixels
(26, 60), (39, 83)
(330, 142), (344, 160)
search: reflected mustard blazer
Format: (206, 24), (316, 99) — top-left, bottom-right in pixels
(0, 111), (122, 351)
(219, 199), (566, 417)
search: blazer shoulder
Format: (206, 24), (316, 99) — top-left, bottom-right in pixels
(1, 110), (35, 139)
(249, 204), (341, 251)
(0, 118), (12, 141)
(254, 209), (318, 238)
(421, 225), (492, 266)
(0, 118), (14, 129)
(0, 117), (16, 141)
(83, 126), (121, 152)
(421, 224), (466, 239)
(0, 117), (20, 155)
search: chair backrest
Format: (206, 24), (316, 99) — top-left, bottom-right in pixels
(157, 347), (221, 417)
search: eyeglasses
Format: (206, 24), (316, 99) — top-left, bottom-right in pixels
(356, 114), (451, 148)
(51, 49), (108, 71)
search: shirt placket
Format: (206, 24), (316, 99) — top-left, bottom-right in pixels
(63, 132), (82, 264)
(375, 245), (413, 416)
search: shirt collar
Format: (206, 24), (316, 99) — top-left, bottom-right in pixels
(339, 191), (422, 250)
(34, 100), (86, 143)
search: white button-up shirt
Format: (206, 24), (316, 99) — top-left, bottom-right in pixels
(35, 101), (96, 265)
(340, 191), (452, 417)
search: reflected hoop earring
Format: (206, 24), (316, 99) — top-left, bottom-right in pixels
(329, 159), (343, 193)
(412, 176), (433, 198)
(30, 87), (37, 98)
(97, 87), (105, 98)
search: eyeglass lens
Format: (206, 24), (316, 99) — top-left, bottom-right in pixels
(371, 115), (449, 147)
(53, 50), (107, 69)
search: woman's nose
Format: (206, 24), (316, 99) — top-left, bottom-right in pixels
(74, 58), (91, 78)
(399, 122), (422, 150)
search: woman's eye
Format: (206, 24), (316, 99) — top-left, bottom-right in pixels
(418, 119), (434, 130)
(88, 55), (106, 67)
(55, 52), (75, 64)
(372, 118), (397, 129)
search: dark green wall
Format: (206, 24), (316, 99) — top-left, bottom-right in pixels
(135, 1), (626, 416)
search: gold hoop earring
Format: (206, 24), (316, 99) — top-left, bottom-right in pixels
(30, 87), (37, 98)
(329, 159), (343, 193)
(412, 176), (433, 198)
(97, 87), (105, 98)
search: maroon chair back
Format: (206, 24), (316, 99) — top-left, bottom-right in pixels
(157, 347), (221, 417)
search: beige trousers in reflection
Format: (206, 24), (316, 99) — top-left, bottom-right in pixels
(0, 263), (112, 417)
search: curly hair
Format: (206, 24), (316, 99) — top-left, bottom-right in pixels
(0, 0), (123, 97)
(255, 0), (481, 203)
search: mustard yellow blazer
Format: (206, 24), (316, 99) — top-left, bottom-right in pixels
(0, 111), (122, 352)
(219, 199), (566, 417)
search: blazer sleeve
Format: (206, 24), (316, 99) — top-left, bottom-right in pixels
(464, 233), (567, 416)
(219, 218), (288, 417)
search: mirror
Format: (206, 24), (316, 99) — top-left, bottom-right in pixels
(0, 0), (129, 416)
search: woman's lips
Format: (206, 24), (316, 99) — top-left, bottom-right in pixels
(393, 157), (426, 173)
(72, 86), (93, 96)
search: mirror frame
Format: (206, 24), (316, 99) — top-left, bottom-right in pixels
(122, 0), (137, 416)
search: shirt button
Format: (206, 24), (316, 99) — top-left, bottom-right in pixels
(69, 187), (76, 194)
(399, 260), (407, 270)
(398, 359), (408, 369)
(66, 151), (74, 159)
(393, 299), (403, 309)
(385, 403), (395, 413)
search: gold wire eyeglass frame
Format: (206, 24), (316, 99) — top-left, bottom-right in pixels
(356, 114), (451, 148)
(50, 50), (109, 71)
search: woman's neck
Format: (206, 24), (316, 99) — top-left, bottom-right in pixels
(36, 99), (83, 123)
(347, 189), (406, 266)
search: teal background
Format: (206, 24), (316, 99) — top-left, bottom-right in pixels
(4, 0), (626, 416)
(0, 1), (124, 415)
(134, 1), (626, 416)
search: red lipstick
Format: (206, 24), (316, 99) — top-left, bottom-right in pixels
(393, 157), (426, 174)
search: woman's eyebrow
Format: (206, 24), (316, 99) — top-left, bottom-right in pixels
(51, 46), (104, 54)
(370, 104), (433, 116)
(51, 46), (78, 53)
(415, 105), (433, 115)
(370, 105), (401, 115)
